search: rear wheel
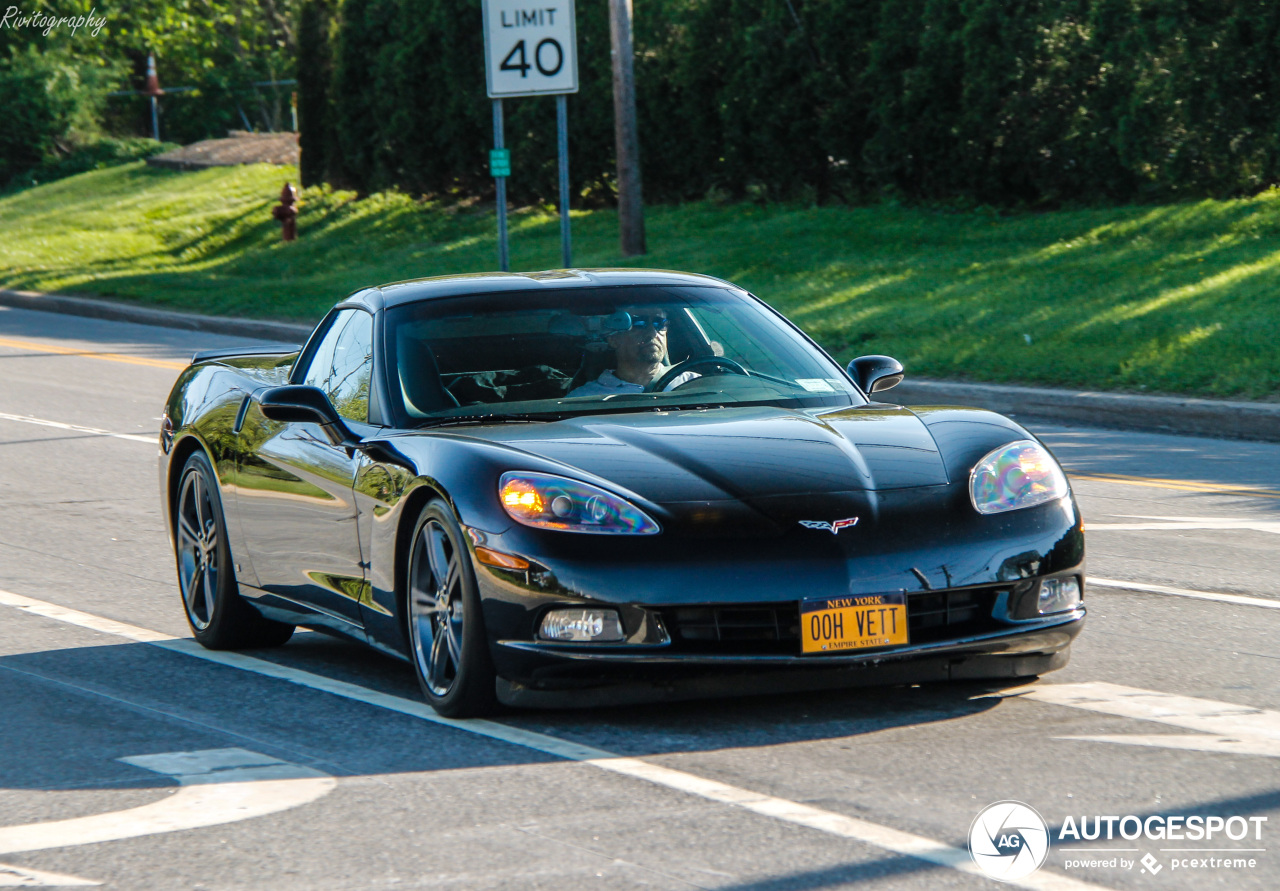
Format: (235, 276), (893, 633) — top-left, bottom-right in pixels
(175, 451), (294, 649)
(407, 500), (498, 717)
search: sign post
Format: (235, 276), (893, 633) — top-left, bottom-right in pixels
(482, 0), (578, 270)
(491, 103), (509, 271)
(556, 94), (570, 267)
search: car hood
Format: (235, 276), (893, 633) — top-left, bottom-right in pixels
(458, 404), (950, 507)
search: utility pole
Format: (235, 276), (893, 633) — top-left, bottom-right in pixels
(608, 0), (645, 256)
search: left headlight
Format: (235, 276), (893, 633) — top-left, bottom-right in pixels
(499, 472), (661, 534)
(969, 440), (1069, 515)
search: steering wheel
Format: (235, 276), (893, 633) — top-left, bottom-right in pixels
(645, 356), (749, 393)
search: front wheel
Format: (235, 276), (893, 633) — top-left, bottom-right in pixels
(406, 500), (498, 717)
(174, 451), (294, 649)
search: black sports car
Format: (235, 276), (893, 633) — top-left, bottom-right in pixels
(159, 269), (1085, 716)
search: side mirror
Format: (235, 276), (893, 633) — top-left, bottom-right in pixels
(848, 355), (904, 394)
(260, 385), (349, 438)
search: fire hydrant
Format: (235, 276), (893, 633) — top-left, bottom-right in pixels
(272, 183), (299, 242)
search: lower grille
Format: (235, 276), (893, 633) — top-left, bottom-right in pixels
(658, 587), (1006, 654)
(906, 587), (1003, 643)
(664, 603), (798, 647)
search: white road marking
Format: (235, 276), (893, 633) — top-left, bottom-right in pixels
(0, 748), (333, 857)
(0, 412), (154, 445)
(1055, 734), (1280, 758)
(1089, 515), (1280, 535)
(1087, 577), (1280, 610)
(0, 594), (174, 643)
(0, 589), (1105, 891)
(118, 747), (331, 787)
(1006, 682), (1280, 758)
(0, 863), (99, 886)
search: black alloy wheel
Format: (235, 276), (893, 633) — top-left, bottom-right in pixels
(407, 500), (497, 717)
(175, 451), (294, 649)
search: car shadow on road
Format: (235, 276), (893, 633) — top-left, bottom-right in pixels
(0, 628), (1012, 788)
(500, 679), (1013, 757)
(257, 629), (1017, 760)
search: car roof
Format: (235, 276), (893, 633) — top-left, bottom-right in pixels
(353, 269), (739, 310)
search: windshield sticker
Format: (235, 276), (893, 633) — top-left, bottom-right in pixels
(796, 379), (836, 392)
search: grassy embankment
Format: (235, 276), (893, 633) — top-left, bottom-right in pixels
(3, 162), (1280, 398)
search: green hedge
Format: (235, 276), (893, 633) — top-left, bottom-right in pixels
(0, 48), (125, 186)
(298, 0), (1280, 206)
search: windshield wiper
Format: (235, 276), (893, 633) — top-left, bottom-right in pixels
(743, 369), (809, 389)
(416, 412), (565, 429)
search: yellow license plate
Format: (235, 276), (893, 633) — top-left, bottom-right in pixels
(801, 593), (908, 654)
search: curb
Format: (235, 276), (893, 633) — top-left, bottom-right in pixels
(4, 288), (1278, 443)
(883, 379), (1280, 443)
(0, 289), (313, 342)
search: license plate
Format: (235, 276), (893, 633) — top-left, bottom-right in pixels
(800, 593), (908, 654)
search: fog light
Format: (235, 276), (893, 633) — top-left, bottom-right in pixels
(538, 608), (625, 642)
(1038, 577), (1081, 614)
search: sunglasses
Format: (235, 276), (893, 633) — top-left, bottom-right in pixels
(628, 315), (669, 332)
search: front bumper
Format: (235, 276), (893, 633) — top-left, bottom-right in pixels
(465, 491), (1086, 695)
(488, 592), (1084, 690)
(493, 619), (1080, 708)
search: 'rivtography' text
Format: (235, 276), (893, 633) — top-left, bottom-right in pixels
(0, 6), (105, 37)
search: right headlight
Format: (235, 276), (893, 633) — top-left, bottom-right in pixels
(969, 440), (1069, 515)
(499, 472), (661, 534)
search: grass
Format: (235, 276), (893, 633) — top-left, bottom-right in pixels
(3, 161), (1280, 398)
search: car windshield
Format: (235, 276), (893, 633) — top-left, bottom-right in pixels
(384, 285), (865, 426)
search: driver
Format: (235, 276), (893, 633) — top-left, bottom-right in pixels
(568, 307), (700, 397)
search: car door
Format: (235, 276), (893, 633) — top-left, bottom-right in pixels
(234, 308), (374, 634)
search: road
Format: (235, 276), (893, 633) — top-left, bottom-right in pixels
(0, 305), (1276, 890)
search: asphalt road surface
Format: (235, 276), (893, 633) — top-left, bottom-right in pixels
(1, 305), (1276, 890)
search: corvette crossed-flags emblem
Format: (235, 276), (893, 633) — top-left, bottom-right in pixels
(798, 517), (860, 534)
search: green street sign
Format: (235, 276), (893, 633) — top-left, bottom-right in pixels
(489, 148), (511, 178)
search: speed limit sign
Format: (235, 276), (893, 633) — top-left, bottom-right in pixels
(482, 0), (578, 97)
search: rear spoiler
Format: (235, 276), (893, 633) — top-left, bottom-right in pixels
(191, 343), (302, 364)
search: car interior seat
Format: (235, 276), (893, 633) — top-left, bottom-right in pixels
(398, 335), (459, 417)
(566, 344), (616, 394)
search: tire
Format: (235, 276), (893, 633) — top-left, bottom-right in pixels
(174, 450), (294, 649)
(406, 500), (498, 717)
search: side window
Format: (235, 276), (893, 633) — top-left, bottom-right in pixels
(302, 310), (374, 423)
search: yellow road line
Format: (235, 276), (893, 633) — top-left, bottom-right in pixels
(0, 331), (1276, 506)
(1070, 472), (1280, 500)
(0, 335), (187, 370)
